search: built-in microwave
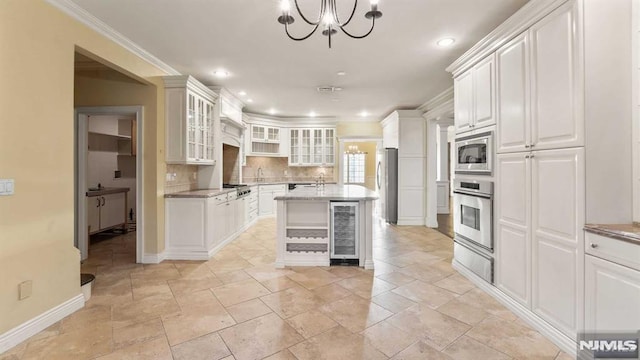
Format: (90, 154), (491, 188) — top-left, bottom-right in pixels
(454, 131), (493, 175)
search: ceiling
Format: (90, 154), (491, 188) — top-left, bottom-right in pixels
(70, 0), (528, 121)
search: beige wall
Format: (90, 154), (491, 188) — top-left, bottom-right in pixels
(0, 0), (168, 334)
(336, 121), (383, 137)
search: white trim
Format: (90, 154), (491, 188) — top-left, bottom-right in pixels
(633, 0), (640, 222)
(452, 261), (577, 357)
(0, 294), (84, 354)
(446, 0), (568, 77)
(44, 0), (179, 76)
(418, 87), (454, 113)
(142, 252), (166, 264)
(75, 106), (145, 263)
(244, 113), (339, 126)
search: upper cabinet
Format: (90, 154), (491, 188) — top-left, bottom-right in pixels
(250, 124), (281, 155)
(164, 76), (218, 165)
(289, 127), (335, 166)
(497, 1), (583, 153)
(454, 54), (496, 134)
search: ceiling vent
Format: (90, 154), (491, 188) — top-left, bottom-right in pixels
(316, 86), (343, 93)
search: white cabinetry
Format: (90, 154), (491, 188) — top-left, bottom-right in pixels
(381, 110), (425, 225)
(258, 184), (287, 216)
(164, 76), (217, 165)
(165, 191), (258, 260)
(87, 192), (127, 235)
(497, 2), (583, 154)
(496, 147), (584, 339)
(584, 232), (640, 333)
(250, 125), (281, 155)
(289, 128), (335, 166)
(454, 54), (496, 134)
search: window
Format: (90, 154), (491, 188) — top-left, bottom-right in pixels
(343, 153), (366, 184)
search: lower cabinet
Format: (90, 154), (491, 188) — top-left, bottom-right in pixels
(87, 192), (127, 235)
(258, 184), (287, 216)
(584, 232), (640, 333)
(165, 192), (258, 260)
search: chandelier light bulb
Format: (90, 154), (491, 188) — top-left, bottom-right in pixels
(280, 0), (290, 13)
(323, 12), (334, 27)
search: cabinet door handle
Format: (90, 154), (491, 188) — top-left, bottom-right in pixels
(529, 154), (535, 159)
(525, 144), (531, 148)
(96, 198), (101, 207)
(101, 197), (106, 206)
(525, 155), (530, 159)
(590, 243), (598, 249)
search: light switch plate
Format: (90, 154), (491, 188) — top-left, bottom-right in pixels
(0, 179), (14, 196)
(19, 280), (32, 300)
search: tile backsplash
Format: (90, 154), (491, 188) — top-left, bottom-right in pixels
(222, 144), (240, 184)
(165, 164), (198, 194)
(243, 156), (334, 183)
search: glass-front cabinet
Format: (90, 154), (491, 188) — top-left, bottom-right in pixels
(164, 75), (217, 165)
(288, 127), (336, 166)
(250, 125), (281, 155)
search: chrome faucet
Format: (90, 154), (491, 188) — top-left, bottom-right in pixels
(316, 172), (325, 189)
(257, 167), (265, 182)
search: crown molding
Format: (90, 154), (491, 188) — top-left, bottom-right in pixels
(45, 0), (180, 76)
(446, 0), (568, 77)
(243, 112), (338, 126)
(423, 99), (454, 122)
(418, 86), (454, 113)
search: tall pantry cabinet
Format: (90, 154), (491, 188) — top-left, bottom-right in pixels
(495, 0), (584, 339)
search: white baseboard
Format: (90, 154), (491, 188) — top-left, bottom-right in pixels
(425, 216), (438, 228)
(398, 219), (425, 226)
(364, 260), (375, 270)
(141, 251), (166, 264)
(164, 217), (260, 262)
(452, 261), (577, 357)
(0, 294), (84, 354)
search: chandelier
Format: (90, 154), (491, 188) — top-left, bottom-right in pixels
(277, 0), (383, 48)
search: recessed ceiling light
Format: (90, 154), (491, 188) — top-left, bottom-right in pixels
(269, 108), (277, 115)
(238, 91), (247, 96)
(437, 38), (456, 47)
(309, 111), (317, 117)
(337, 71), (346, 76)
(359, 111), (369, 117)
(212, 70), (230, 78)
(247, 99), (254, 103)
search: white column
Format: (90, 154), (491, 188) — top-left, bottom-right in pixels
(437, 124), (450, 181)
(425, 118), (438, 228)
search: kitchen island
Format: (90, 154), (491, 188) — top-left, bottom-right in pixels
(274, 184), (379, 269)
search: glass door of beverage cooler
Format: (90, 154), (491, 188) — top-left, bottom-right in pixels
(330, 202), (359, 259)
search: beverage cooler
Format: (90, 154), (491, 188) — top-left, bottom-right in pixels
(330, 202), (359, 259)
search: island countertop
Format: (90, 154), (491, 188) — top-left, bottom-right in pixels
(274, 184), (379, 201)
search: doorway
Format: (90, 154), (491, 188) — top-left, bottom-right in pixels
(75, 106), (144, 263)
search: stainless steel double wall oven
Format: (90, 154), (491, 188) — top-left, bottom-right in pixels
(452, 131), (495, 283)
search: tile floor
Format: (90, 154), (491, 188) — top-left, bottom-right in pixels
(1, 218), (574, 360)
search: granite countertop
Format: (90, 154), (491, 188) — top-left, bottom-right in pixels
(246, 181), (338, 186)
(275, 184), (379, 201)
(584, 223), (640, 245)
(86, 187), (130, 197)
(164, 188), (236, 198)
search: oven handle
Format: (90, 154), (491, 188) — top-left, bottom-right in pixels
(453, 189), (492, 199)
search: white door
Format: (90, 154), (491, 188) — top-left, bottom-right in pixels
(454, 71), (473, 133)
(289, 129), (299, 165)
(324, 128), (335, 165)
(101, 193), (126, 230)
(87, 197), (101, 234)
(531, 147), (584, 339)
(530, 1), (583, 151)
(236, 197), (246, 232)
(473, 54), (496, 129)
(312, 129), (323, 164)
(497, 32), (530, 153)
(496, 152), (531, 306)
(585, 255), (640, 332)
(214, 201), (227, 245)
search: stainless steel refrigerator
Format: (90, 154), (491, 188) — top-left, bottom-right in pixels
(384, 148), (398, 224)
